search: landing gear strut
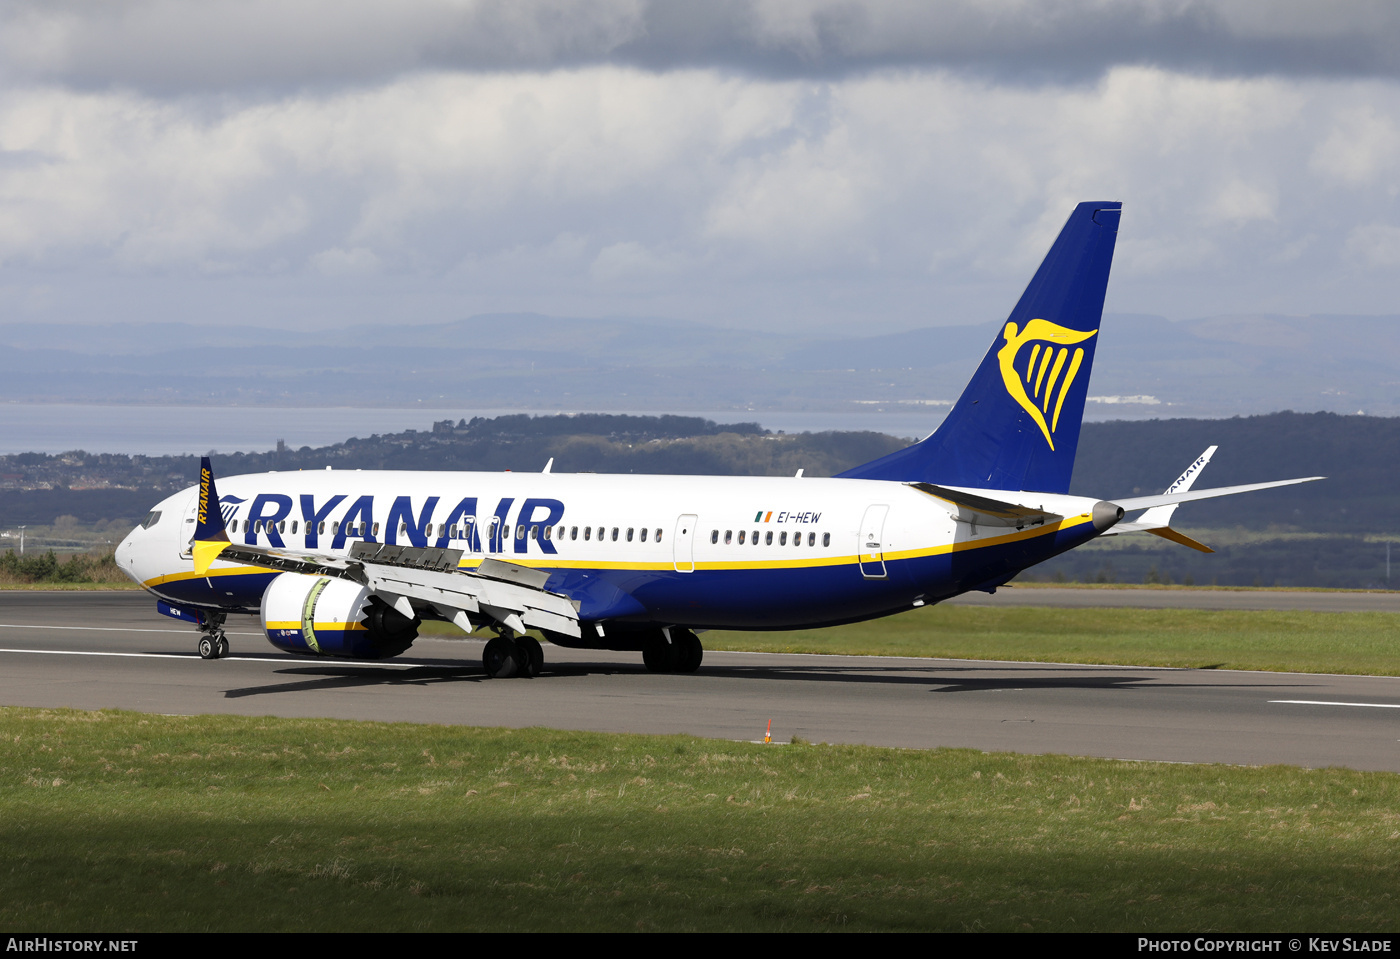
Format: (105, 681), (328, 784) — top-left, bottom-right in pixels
(197, 613), (229, 660)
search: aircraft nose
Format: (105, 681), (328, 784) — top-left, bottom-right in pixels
(115, 527), (144, 586)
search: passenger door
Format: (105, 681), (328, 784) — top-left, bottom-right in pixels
(858, 504), (888, 579)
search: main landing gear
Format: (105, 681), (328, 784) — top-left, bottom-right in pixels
(482, 632), (543, 679)
(642, 628), (703, 674)
(479, 626), (705, 678)
(196, 613), (230, 660)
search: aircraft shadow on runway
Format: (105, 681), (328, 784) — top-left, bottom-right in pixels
(217, 657), (1327, 700)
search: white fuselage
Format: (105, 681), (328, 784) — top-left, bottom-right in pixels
(118, 469), (1105, 632)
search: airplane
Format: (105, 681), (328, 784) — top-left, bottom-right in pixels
(114, 201), (1322, 677)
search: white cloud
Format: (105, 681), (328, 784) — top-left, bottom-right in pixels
(1310, 101), (1400, 186)
(0, 61), (1397, 329)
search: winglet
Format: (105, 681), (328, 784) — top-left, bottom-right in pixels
(192, 456), (231, 576)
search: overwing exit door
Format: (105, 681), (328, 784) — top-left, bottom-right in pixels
(673, 514), (697, 572)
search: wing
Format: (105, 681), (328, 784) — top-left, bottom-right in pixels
(192, 458), (580, 638)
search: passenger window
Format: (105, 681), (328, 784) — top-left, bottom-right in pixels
(780, 531), (787, 545)
(640, 528), (647, 543)
(752, 529), (759, 545)
(278, 520), (286, 534)
(611, 527), (619, 542)
(822, 532), (830, 547)
(725, 530), (732, 544)
(584, 527), (592, 541)
(627, 528), (634, 542)
(656, 528), (662, 543)
(530, 525), (538, 540)
(543, 526), (552, 540)
(738, 530), (746, 544)
(711, 530), (719, 544)
(570, 526), (578, 540)
(450, 524), (458, 539)
(765, 531), (773, 545)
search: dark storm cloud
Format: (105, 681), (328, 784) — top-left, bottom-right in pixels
(4, 0), (1400, 95)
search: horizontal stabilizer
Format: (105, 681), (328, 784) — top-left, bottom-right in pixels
(1111, 475), (1323, 513)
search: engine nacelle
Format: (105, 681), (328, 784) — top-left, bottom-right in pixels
(261, 572), (419, 659)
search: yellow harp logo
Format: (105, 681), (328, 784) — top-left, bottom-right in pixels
(997, 319), (1097, 451)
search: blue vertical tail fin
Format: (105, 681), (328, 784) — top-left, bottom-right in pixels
(839, 201), (1121, 493)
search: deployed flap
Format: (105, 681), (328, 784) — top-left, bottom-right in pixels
(909, 482), (1063, 529)
(476, 557), (552, 590)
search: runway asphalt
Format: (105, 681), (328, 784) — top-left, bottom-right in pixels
(2, 589), (1400, 772)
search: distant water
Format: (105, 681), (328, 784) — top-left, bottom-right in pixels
(0, 404), (943, 456)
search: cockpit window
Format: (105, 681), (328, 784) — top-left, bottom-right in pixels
(140, 510), (162, 529)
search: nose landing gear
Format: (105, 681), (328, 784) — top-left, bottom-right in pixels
(196, 614), (229, 660)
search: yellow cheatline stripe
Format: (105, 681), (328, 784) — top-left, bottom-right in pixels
(266, 621), (368, 631)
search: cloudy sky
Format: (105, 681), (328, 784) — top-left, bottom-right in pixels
(1, 0), (1399, 336)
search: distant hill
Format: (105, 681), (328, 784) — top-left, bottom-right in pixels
(2, 409), (1395, 588)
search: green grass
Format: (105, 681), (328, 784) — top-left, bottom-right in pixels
(701, 605), (1400, 675)
(2, 708), (1398, 932)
